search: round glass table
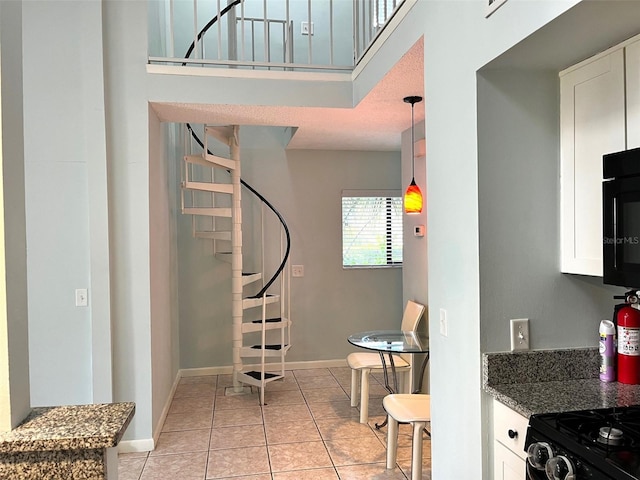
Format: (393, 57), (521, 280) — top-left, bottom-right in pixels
(347, 330), (430, 428)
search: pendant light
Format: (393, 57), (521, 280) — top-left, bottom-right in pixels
(403, 95), (423, 214)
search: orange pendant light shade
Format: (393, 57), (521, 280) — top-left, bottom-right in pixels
(403, 95), (424, 214)
(404, 178), (423, 214)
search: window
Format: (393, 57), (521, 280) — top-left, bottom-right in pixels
(342, 190), (402, 268)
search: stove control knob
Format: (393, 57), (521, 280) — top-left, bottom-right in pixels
(545, 455), (576, 480)
(526, 442), (553, 470)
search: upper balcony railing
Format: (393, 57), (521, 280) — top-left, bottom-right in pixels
(148, 0), (404, 73)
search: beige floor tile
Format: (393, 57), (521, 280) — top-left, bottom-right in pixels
(261, 376), (300, 392)
(336, 463), (408, 479)
(263, 388), (305, 405)
(206, 446), (270, 479)
(118, 451), (149, 459)
(128, 368), (432, 479)
(162, 411), (213, 432)
(292, 368), (332, 378)
(140, 452), (207, 480)
(265, 420), (321, 444)
(168, 396), (214, 415)
(308, 401), (360, 420)
(296, 375), (340, 390)
(268, 441), (333, 472)
(214, 392), (260, 410)
(210, 424), (266, 450)
(366, 399), (388, 418)
(315, 417), (379, 441)
(328, 366), (351, 376)
(216, 385), (256, 396)
(150, 429), (211, 456)
(174, 381), (216, 399)
(325, 435), (387, 466)
(301, 387), (349, 404)
(272, 467), (339, 479)
(369, 382), (393, 396)
(211, 476), (271, 480)
(118, 455), (146, 480)
(179, 375), (217, 385)
(262, 403), (313, 424)
(216, 374), (235, 388)
(395, 442), (432, 479)
(213, 406), (263, 427)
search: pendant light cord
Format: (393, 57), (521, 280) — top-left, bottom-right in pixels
(403, 95), (423, 181)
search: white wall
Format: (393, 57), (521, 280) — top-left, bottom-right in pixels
(103, 0), (154, 442)
(149, 109), (180, 439)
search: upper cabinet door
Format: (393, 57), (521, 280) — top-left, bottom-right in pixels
(560, 49), (626, 276)
(627, 39), (640, 149)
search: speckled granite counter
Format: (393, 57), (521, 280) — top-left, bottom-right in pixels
(483, 349), (640, 418)
(0, 402), (135, 479)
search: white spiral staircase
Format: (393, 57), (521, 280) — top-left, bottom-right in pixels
(181, 124), (291, 405)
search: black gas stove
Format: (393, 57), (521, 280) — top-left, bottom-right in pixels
(525, 406), (640, 479)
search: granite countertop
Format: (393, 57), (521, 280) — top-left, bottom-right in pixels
(0, 402), (135, 453)
(483, 348), (640, 418)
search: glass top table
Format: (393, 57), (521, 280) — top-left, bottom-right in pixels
(347, 330), (429, 354)
(348, 330), (430, 429)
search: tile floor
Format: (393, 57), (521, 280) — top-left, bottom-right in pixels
(118, 367), (431, 480)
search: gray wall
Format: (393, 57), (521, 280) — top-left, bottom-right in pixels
(477, 69), (620, 354)
(177, 125), (403, 368)
(23, 0), (103, 407)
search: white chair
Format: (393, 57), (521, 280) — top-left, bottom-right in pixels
(347, 300), (425, 424)
(384, 393), (431, 480)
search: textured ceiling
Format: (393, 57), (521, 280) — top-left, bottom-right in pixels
(151, 39), (424, 151)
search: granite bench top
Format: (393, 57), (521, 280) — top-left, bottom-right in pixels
(0, 402), (135, 453)
(483, 348), (640, 418)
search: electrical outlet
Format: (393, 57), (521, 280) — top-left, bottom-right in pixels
(439, 308), (448, 337)
(510, 318), (529, 351)
(292, 265), (304, 277)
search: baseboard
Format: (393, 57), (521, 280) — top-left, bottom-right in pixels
(152, 372), (181, 446)
(178, 358), (347, 378)
(118, 438), (154, 453)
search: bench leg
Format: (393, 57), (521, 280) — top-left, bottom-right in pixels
(386, 415), (399, 469)
(359, 369), (371, 424)
(411, 421), (427, 480)
(350, 368), (359, 407)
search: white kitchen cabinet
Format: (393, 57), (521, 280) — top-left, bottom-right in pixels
(560, 47), (626, 276)
(492, 399), (528, 480)
(494, 442), (526, 480)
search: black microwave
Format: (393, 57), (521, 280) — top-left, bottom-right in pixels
(603, 147), (640, 287)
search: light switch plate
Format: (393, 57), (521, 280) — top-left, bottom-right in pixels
(75, 288), (88, 307)
(439, 308), (448, 337)
(510, 318), (529, 351)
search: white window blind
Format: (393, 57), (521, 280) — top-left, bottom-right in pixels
(342, 190), (403, 268)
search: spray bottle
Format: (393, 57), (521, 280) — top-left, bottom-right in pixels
(600, 319), (616, 382)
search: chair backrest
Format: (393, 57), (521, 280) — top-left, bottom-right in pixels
(400, 300), (425, 332)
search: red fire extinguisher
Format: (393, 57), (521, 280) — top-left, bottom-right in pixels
(617, 290), (640, 384)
